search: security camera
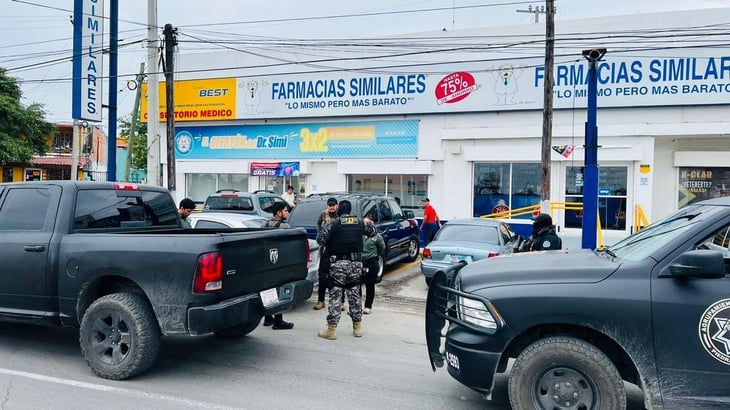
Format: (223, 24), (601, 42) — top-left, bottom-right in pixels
(582, 48), (607, 60)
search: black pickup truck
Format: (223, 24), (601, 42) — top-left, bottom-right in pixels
(427, 196), (730, 409)
(0, 181), (312, 380)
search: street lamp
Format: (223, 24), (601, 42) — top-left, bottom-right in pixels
(580, 48), (606, 249)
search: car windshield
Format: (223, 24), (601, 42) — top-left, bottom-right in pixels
(607, 204), (705, 261)
(288, 201), (327, 226)
(205, 196), (254, 211)
(435, 224), (499, 244)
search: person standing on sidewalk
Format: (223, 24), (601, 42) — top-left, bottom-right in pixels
(316, 200), (375, 340)
(313, 197), (338, 310)
(361, 217), (385, 314)
(420, 198), (441, 245)
(262, 202), (295, 330)
(281, 185), (296, 209)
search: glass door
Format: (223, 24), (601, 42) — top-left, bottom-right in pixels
(565, 166), (628, 231)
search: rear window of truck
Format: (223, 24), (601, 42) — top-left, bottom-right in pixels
(74, 189), (179, 230)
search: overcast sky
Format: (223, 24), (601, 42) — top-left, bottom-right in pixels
(2, 0), (729, 124)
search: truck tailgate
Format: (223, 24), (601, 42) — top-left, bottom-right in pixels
(216, 228), (308, 298)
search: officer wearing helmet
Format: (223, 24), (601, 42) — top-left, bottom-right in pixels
(519, 213), (562, 252)
(316, 199), (375, 340)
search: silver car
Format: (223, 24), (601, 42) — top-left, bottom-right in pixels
(421, 218), (519, 285)
(187, 212), (320, 283)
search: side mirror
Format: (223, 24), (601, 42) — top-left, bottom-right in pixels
(668, 250), (726, 279)
(403, 210), (415, 219)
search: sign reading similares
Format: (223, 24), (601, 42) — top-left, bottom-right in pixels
(72, 0), (104, 122)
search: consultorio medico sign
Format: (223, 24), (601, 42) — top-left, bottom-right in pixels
(142, 54), (730, 121)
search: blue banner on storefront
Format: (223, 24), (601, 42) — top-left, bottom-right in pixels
(174, 120), (418, 159)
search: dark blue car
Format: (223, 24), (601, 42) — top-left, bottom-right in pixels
(287, 193), (420, 282)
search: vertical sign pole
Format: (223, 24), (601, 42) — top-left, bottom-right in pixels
(581, 49), (605, 249)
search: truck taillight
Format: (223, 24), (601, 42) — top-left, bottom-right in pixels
(193, 252), (223, 293)
(114, 182), (140, 190)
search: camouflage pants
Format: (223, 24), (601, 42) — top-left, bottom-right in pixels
(326, 260), (363, 324)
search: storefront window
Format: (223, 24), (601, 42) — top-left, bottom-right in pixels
(347, 174), (427, 215)
(678, 167), (730, 207)
(565, 166), (628, 230)
(260, 175), (300, 197)
(186, 173), (248, 203)
(473, 163), (541, 219)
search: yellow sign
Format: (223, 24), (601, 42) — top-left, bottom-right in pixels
(141, 78), (237, 122)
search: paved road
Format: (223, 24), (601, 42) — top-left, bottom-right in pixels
(0, 259), (643, 409)
(0, 261), (493, 410)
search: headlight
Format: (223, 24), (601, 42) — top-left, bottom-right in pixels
(456, 296), (502, 330)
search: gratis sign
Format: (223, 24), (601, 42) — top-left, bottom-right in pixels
(72, 0), (104, 122)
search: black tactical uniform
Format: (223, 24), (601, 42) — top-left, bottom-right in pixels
(316, 200), (374, 339)
(520, 213), (562, 251)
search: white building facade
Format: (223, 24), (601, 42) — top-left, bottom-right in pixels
(150, 8), (730, 234)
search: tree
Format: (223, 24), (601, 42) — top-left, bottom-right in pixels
(118, 115), (147, 171)
(0, 67), (53, 164)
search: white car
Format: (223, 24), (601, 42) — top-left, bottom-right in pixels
(187, 212), (320, 283)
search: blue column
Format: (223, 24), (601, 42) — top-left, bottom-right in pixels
(582, 56), (599, 249)
(107, 0), (118, 181)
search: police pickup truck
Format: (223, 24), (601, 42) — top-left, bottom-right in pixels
(426, 196), (730, 409)
(0, 181), (312, 380)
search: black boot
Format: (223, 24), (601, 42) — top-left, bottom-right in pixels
(272, 314), (294, 330)
(263, 315), (274, 326)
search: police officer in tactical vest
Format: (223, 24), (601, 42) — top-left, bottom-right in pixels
(519, 213), (562, 252)
(316, 200), (375, 340)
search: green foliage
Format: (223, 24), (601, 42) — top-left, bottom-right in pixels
(118, 115), (147, 171)
(0, 68), (52, 164)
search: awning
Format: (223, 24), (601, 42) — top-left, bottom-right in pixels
(32, 156), (89, 168)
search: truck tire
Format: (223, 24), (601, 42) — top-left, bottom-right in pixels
(406, 235), (420, 262)
(79, 293), (160, 380)
(213, 319), (261, 339)
(508, 336), (626, 410)
(375, 256), (385, 284)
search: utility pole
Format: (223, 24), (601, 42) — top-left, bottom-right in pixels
(516, 4), (548, 24)
(124, 62), (145, 182)
(147, 0), (160, 185)
(71, 120), (85, 180)
(581, 48), (606, 250)
(163, 23), (177, 192)
(540, 0), (555, 206)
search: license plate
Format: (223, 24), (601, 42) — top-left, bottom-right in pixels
(259, 288), (279, 308)
(445, 351), (460, 370)
(450, 255), (467, 263)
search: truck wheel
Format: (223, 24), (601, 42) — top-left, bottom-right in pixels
(509, 336), (626, 410)
(406, 235), (420, 262)
(79, 293), (160, 380)
(214, 319), (261, 339)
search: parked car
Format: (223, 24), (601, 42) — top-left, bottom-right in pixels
(288, 193), (420, 282)
(188, 212), (320, 283)
(421, 218), (519, 285)
(202, 189), (289, 217)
